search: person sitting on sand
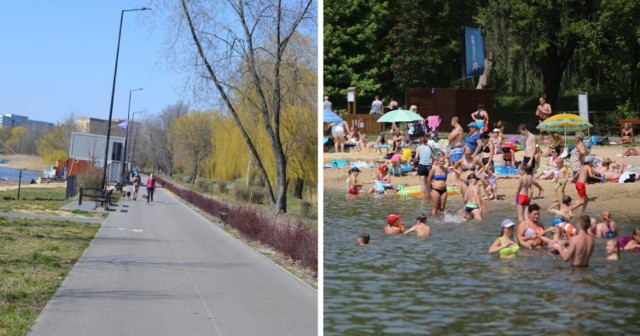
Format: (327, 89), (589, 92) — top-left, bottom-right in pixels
(461, 174), (483, 221)
(620, 122), (635, 144)
(557, 215), (595, 267)
(388, 147), (403, 176)
(488, 219), (520, 260)
(357, 233), (370, 246)
(606, 239), (619, 260)
(347, 167), (365, 195)
(593, 210), (617, 238)
(367, 165), (395, 194)
(404, 214), (431, 238)
(384, 214), (404, 234)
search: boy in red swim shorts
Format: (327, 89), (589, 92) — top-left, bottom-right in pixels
(514, 164), (532, 222)
(571, 156), (599, 214)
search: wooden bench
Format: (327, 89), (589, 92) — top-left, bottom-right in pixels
(79, 187), (114, 210)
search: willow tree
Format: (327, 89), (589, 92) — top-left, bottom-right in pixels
(179, 0), (315, 214)
(169, 111), (214, 183)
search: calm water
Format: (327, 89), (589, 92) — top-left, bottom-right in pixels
(0, 166), (40, 183)
(324, 189), (640, 335)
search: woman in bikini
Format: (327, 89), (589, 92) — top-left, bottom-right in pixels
(453, 146), (485, 202)
(621, 122), (635, 144)
(595, 158), (624, 182)
(471, 103), (489, 131)
(427, 156), (449, 215)
(488, 219), (520, 259)
(474, 132), (495, 199)
(569, 131), (589, 181)
(517, 204), (550, 249)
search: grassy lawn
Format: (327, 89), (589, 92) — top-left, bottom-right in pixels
(0, 217), (100, 335)
(0, 187), (106, 219)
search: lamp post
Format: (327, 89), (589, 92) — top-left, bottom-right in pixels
(121, 88), (143, 182)
(129, 111), (143, 172)
(101, 7), (151, 190)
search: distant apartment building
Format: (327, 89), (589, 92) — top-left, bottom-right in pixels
(76, 116), (127, 137)
(0, 114), (54, 133)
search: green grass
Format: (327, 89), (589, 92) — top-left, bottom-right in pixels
(0, 217), (100, 335)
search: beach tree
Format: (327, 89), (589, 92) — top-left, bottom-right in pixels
(176, 0), (316, 214)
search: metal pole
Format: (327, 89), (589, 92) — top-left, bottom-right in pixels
(122, 88), (143, 182)
(17, 169), (22, 199)
(101, 7), (150, 190)
(130, 111), (141, 171)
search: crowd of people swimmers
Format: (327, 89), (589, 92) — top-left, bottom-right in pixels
(345, 108), (639, 267)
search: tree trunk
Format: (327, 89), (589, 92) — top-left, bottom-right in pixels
(293, 178), (304, 199)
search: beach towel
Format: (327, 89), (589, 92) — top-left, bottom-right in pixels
(349, 161), (369, 169)
(331, 159), (349, 168)
(427, 115), (441, 131)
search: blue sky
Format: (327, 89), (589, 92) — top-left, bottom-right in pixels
(0, 1), (188, 124)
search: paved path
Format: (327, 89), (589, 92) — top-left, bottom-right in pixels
(30, 185), (317, 336)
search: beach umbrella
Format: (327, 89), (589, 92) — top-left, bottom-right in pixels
(376, 109), (424, 123)
(536, 113), (592, 142)
(323, 110), (343, 123)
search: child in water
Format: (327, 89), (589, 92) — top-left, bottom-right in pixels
(404, 214), (431, 238)
(357, 233), (370, 246)
(606, 239), (619, 260)
(384, 214), (404, 234)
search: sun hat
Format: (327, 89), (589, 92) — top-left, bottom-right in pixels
(387, 214), (402, 225)
(379, 165), (389, 173)
(584, 155), (594, 163)
(492, 128), (500, 132)
(501, 219), (516, 228)
(467, 122), (478, 128)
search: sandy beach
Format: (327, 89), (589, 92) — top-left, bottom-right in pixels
(0, 154), (61, 191)
(323, 141), (640, 217)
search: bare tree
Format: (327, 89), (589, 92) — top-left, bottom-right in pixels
(145, 102), (189, 176)
(179, 0), (315, 214)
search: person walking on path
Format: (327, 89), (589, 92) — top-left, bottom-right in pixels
(146, 174), (156, 203)
(132, 174), (141, 201)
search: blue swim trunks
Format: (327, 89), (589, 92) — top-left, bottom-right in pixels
(450, 146), (464, 163)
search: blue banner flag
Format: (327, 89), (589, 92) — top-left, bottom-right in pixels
(465, 27), (485, 78)
(117, 120), (128, 130)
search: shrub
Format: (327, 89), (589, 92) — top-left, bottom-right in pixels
(218, 181), (229, 194)
(154, 174), (317, 273)
(300, 201), (312, 218)
(76, 168), (102, 191)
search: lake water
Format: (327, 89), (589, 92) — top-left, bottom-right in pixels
(0, 166), (41, 183)
(324, 189), (640, 335)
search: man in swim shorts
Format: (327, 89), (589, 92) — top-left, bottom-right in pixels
(448, 117), (464, 164)
(570, 156), (599, 214)
(518, 123), (537, 175)
(557, 215), (595, 267)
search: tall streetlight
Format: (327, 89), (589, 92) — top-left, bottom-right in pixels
(101, 7), (151, 189)
(121, 88), (143, 181)
(130, 110), (143, 172)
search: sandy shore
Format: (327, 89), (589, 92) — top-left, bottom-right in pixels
(323, 142), (640, 217)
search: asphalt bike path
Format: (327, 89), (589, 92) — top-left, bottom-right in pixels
(29, 185), (317, 336)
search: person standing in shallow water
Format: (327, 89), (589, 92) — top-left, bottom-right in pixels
(557, 215), (595, 267)
(146, 174), (156, 203)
